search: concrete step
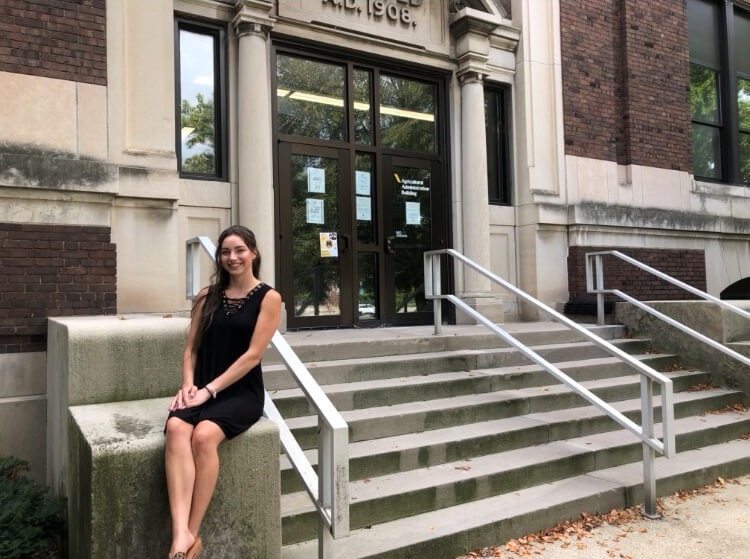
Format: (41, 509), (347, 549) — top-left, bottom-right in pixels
(263, 338), (650, 391)
(729, 340), (750, 357)
(279, 382), (740, 494)
(270, 353), (682, 418)
(280, 410), (750, 544)
(281, 438), (750, 558)
(263, 323), (627, 365)
(283, 369), (730, 449)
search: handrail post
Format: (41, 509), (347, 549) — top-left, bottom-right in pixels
(319, 518), (334, 559)
(433, 254), (442, 335)
(319, 418), (333, 559)
(595, 254), (605, 326)
(641, 376), (659, 518)
(186, 240), (199, 299)
(426, 252), (442, 335)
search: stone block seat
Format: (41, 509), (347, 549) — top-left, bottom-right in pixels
(47, 316), (281, 559)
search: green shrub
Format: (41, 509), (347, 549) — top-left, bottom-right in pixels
(0, 457), (63, 559)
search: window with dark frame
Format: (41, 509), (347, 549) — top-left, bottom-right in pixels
(484, 85), (512, 205)
(174, 18), (227, 180)
(688, 0), (750, 185)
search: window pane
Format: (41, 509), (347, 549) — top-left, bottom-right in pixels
(692, 123), (722, 179)
(358, 253), (378, 320)
(735, 9), (750, 76)
(355, 153), (376, 244)
(687, 0), (720, 67)
(739, 78), (750, 131)
(276, 55), (346, 141)
(485, 87), (510, 205)
(740, 132), (750, 184)
(379, 74), (436, 152)
(180, 30), (216, 175)
(353, 68), (373, 145)
(690, 64), (720, 123)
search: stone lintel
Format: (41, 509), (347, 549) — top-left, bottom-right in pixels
(489, 23), (521, 52)
(449, 7), (502, 38)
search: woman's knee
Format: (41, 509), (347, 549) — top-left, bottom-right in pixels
(191, 421), (224, 456)
(165, 417), (193, 444)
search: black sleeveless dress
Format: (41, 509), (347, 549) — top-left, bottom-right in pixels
(167, 282), (273, 439)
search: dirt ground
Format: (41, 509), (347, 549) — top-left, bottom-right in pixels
(457, 474), (750, 559)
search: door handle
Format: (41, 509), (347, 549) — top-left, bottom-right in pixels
(386, 235), (395, 254)
(339, 233), (350, 254)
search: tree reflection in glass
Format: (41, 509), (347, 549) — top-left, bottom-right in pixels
(354, 68), (373, 145)
(380, 74), (436, 153)
(180, 30), (216, 175)
(291, 155), (341, 317)
(740, 78), (750, 184)
(690, 63), (722, 180)
(276, 55), (346, 142)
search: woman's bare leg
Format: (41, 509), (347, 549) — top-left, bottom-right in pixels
(165, 417), (197, 555)
(187, 420), (226, 536)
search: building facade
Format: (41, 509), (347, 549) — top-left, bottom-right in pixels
(1, 0), (748, 479)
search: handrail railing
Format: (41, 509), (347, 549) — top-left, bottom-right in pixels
(186, 237), (349, 557)
(586, 250), (750, 369)
(425, 248), (675, 518)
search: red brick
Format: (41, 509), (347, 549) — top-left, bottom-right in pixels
(0, 0), (106, 84)
(0, 221), (117, 354)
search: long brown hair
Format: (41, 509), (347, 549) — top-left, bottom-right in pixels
(192, 226), (261, 353)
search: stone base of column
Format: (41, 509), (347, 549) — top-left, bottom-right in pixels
(454, 296), (505, 325)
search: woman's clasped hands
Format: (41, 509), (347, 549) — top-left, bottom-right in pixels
(168, 385), (207, 411)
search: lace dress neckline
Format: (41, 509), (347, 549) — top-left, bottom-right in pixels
(222, 282), (265, 317)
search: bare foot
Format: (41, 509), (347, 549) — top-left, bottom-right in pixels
(168, 530), (196, 558)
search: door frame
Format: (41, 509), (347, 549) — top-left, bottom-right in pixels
(271, 40), (454, 329)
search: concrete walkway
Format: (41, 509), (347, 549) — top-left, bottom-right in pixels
(458, 474), (750, 559)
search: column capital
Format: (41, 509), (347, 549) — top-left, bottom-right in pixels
(450, 7), (499, 83)
(233, 0), (276, 39)
(456, 56), (489, 85)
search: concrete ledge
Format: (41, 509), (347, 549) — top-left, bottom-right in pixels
(68, 398), (281, 559)
(47, 315), (188, 493)
(48, 315), (189, 407)
(616, 301), (750, 399)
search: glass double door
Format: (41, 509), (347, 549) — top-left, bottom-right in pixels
(278, 143), (443, 328)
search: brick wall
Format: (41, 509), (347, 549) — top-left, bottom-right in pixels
(567, 246), (706, 308)
(0, 0), (106, 86)
(0, 223), (117, 353)
(560, 0), (692, 172)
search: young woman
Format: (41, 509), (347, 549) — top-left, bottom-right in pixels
(164, 226), (281, 559)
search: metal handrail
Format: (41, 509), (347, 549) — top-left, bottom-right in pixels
(186, 237), (349, 557)
(586, 250), (750, 369)
(425, 248), (675, 518)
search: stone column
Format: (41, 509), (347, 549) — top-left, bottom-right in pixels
(459, 71), (491, 296)
(233, 0), (276, 286)
(451, 8), (504, 323)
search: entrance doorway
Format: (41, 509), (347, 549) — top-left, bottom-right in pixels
(274, 48), (448, 328)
